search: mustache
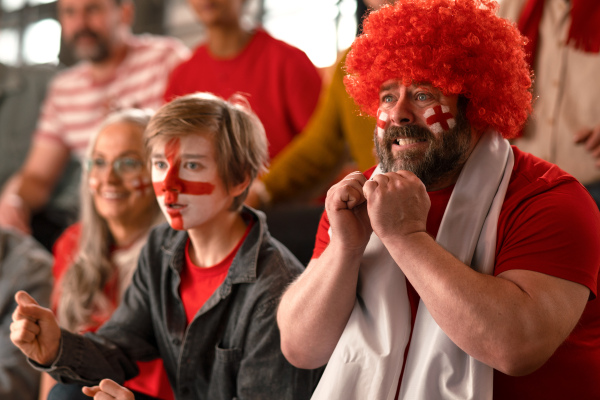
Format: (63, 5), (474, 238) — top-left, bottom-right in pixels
(73, 29), (100, 42)
(384, 124), (434, 142)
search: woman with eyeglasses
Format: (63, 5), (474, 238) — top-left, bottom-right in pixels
(39, 109), (173, 400)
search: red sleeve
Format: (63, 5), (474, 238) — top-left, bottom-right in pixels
(495, 180), (600, 298)
(311, 166), (378, 260)
(282, 49), (322, 136)
(163, 60), (186, 104)
(51, 223), (81, 312)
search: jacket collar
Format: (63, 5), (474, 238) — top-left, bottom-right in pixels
(163, 206), (268, 287)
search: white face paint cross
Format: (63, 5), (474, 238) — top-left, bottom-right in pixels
(376, 109), (390, 139)
(423, 105), (456, 134)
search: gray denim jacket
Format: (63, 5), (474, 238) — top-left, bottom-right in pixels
(42, 208), (323, 399)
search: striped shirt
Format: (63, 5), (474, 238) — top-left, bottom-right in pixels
(35, 34), (190, 159)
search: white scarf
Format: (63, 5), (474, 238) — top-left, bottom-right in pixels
(311, 131), (514, 400)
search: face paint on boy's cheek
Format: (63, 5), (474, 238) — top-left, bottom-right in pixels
(151, 138), (217, 230)
(423, 105), (456, 134)
(376, 109), (390, 139)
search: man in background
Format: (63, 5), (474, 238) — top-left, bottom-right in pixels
(0, 0), (189, 248)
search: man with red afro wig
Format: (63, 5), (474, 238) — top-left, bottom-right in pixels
(278, 1), (600, 399)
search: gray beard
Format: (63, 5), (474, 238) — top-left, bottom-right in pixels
(374, 110), (472, 189)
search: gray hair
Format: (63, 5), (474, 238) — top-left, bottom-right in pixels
(57, 108), (160, 332)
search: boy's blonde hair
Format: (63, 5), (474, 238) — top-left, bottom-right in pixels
(145, 92), (269, 210)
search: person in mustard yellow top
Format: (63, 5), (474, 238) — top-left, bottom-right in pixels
(247, 49), (376, 207)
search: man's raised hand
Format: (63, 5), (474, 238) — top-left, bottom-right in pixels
(363, 170), (430, 241)
(325, 171), (373, 253)
(10, 290), (61, 366)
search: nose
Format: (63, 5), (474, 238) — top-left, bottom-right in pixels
(163, 165), (183, 193)
(388, 92), (416, 126)
(98, 162), (121, 184)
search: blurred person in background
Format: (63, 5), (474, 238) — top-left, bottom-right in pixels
(247, 0), (397, 209)
(41, 109), (171, 400)
(0, 0), (189, 248)
(0, 227), (52, 400)
(498, 0), (600, 208)
(164, 0), (322, 161)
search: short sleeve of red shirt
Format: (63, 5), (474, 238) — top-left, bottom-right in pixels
(494, 155), (600, 297)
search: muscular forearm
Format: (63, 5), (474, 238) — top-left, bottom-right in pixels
(277, 242), (363, 369)
(383, 231), (588, 376)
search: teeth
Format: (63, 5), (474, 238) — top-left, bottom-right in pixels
(396, 138), (425, 146)
(167, 204), (184, 209)
(101, 192), (126, 199)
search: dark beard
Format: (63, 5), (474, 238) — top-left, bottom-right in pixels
(69, 29), (111, 63)
(374, 109), (472, 189)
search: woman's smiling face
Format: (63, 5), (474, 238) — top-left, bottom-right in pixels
(88, 121), (155, 226)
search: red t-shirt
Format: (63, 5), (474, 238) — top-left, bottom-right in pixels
(179, 222), (253, 325)
(52, 224), (174, 400)
(163, 28), (322, 160)
(312, 147), (600, 399)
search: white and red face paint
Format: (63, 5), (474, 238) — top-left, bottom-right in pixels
(128, 176), (153, 197)
(89, 171), (152, 195)
(152, 137), (231, 231)
(423, 105), (456, 134)
(376, 109), (390, 139)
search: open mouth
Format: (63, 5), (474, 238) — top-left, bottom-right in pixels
(394, 137), (427, 146)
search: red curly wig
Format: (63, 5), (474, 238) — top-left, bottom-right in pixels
(344, 0), (532, 139)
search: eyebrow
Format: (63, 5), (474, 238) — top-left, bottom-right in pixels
(93, 150), (141, 158)
(150, 153), (208, 159)
(380, 82), (399, 92)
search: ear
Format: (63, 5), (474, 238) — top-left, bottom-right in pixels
(230, 174), (251, 197)
(120, 1), (135, 27)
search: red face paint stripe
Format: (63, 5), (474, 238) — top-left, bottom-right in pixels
(153, 179), (216, 196)
(153, 137), (217, 197)
(425, 105), (454, 131)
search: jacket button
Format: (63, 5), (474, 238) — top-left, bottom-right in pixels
(172, 338), (181, 346)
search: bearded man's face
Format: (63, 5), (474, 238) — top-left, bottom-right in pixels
(375, 80), (473, 189)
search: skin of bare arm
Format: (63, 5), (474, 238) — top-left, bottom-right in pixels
(363, 169), (590, 376)
(277, 171), (373, 369)
(0, 141), (70, 232)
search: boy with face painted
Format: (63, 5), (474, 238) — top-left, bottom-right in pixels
(9, 93), (323, 400)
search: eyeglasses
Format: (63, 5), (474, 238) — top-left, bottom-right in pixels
(86, 157), (144, 177)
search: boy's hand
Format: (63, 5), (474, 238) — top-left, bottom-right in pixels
(83, 379), (135, 400)
(10, 291), (61, 365)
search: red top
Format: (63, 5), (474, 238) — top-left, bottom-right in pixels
(180, 221), (253, 325)
(312, 147), (600, 399)
(163, 28), (322, 160)
(52, 224), (174, 400)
